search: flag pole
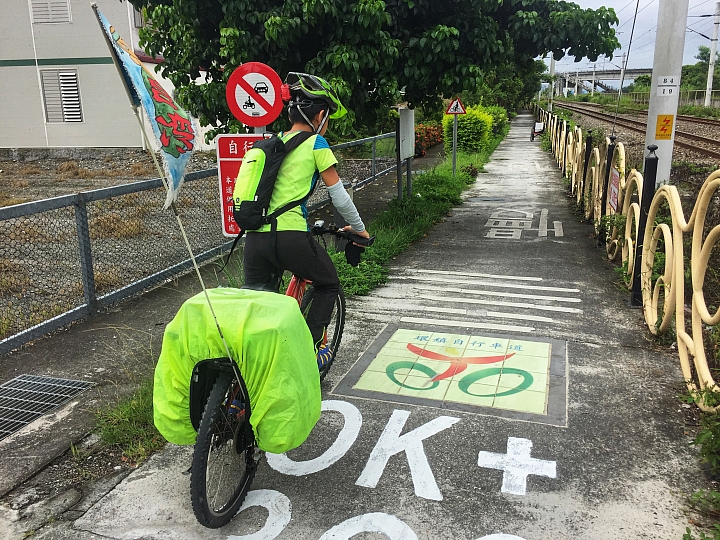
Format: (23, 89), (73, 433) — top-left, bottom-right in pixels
(92, 3), (237, 372)
(132, 107), (237, 368)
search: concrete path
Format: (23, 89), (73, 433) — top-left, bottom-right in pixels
(6, 113), (704, 539)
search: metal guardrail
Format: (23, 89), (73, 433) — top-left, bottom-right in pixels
(1, 132), (398, 355)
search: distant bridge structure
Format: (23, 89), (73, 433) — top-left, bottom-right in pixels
(559, 68), (653, 94)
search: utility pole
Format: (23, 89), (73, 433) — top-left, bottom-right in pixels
(644, 0), (689, 187)
(549, 52), (555, 112)
(575, 69), (579, 95)
(705, 2), (720, 107)
(591, 63), (596, 96)
(618, 52), (626, 97)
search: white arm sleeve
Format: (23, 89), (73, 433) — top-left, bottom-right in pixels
(326, 181), (365, 233)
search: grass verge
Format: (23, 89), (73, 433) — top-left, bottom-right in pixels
(92, 125), (509, 465)
(332, 125), (509, 294)
(95, 379), (164, 465)
(681, 388), (720, 539)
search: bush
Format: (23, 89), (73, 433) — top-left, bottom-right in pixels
(679, 105), (720, 119)
(414, 122), (443, 157)
(442, 105), (493, 154)
(483, 105), (509, 135)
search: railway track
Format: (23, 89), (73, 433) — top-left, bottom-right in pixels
(556, 100), (720, 127)
(554, 101), (720, 160)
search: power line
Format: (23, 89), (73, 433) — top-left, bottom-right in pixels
(690, 0), (713, 9)
(618, 0), (654, 29)
(615, 0), (639, 16)
(687, 26), (716, 40)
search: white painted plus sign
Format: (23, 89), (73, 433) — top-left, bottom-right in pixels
(477, 437), (556, 495)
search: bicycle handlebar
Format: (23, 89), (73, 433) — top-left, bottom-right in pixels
(311, 221), (376, 247)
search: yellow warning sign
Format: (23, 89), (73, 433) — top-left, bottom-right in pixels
(656, 114), (674, 140)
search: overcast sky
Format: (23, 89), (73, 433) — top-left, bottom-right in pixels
(551, 0), (718, 80)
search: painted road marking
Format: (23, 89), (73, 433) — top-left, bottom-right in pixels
(356, 410), (460, 501)
(418, 305), (468, 315)
(482, 207), (564, 239)
(403, 303), (555, 323)
(418, 294), (583, 314)
(395, 275), (580, 293)
(417, 285), (582, 303)
(229, 489), (291, 540)
(408, 269), (543, 282)
(333, 325), (567, 426)
(484, 310), (554, 323)
(266, 401), (362, 476)
(319, 513), (419, 540)
(231, 489), (529, 539)
(399, 317), (535, 333)
(477, 437), (557, 496)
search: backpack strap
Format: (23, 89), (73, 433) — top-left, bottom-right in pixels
(217, 227), (245, 272)
(281, 130), (314, 152)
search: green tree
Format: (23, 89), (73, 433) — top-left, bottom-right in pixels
(131, 0), (619, 136)
(681, 45), (720, 90)
(460, 59), (546, 111)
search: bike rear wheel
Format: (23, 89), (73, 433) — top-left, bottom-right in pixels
(300, 286), (345, 381)
(190, 370), (258, 528)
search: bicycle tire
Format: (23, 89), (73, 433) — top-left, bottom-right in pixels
(300, 286), (346, 381)
(190, 371), (258, 528)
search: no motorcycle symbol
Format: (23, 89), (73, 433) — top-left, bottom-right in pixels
(226, 62), (283, 127)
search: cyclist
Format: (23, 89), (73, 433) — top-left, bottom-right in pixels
(242, 72), (370, 370)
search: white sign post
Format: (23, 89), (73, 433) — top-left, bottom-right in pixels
(399, 108), (415, 197)
(446, 98), (466, 176)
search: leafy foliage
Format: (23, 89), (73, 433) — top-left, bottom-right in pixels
(414, 122), (443, 157)
(96, 379), (165, 463)
(682, 46), (720, 91)
(442, 104), (497, 154)
(131, 0), (618, 136)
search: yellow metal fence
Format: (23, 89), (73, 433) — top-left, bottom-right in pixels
(537, 106), (720, 410)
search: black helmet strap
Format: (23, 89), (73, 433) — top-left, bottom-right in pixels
(291, 99), (331, 134)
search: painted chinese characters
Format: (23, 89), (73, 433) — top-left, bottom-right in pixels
(484, 208), (563, 239)
(352, 329), (551, 415)
(143, 76), (194, 157)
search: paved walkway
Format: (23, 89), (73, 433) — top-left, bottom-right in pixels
(3, 113), (704, 539)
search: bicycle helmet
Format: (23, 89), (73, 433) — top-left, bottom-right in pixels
(283, 72), (347, 133)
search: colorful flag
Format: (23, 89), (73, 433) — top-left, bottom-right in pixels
(92, 5), (196, 209)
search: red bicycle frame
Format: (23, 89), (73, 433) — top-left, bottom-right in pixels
(285, 275), (309, 306)
(285, 275), (330, 348)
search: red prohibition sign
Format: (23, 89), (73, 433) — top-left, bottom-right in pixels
(226, 62), (284, 127)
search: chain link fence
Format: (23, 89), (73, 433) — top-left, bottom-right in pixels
(1, 132), (398, 355)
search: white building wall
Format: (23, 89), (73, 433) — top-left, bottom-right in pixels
(0, 0), (145, 148)
(0, 67), (48, 147)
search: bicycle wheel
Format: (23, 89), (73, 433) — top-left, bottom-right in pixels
(300, 286), (346, 380)
(190, 370), (258, 528)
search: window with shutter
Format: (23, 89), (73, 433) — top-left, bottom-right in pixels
(133, 8), (144, 28)
(31, 0), (71, 24)
(41, 70), (83, 123)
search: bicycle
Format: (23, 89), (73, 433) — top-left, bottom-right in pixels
(188, 221), (374, 528)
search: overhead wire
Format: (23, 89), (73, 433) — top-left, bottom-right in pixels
(617, 0), (654, 30)
(612, 0), (641, 137)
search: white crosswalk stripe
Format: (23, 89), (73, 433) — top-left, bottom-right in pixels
(348, 268), (582, 332)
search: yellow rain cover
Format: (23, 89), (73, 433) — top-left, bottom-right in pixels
(153, 287), (320, 453)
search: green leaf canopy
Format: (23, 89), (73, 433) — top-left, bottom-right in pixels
(130, 0), (619, 132)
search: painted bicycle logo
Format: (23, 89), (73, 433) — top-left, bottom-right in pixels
(386, 344), (534, 397)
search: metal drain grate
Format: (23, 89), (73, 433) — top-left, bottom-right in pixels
(0, 374), (94, 442)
